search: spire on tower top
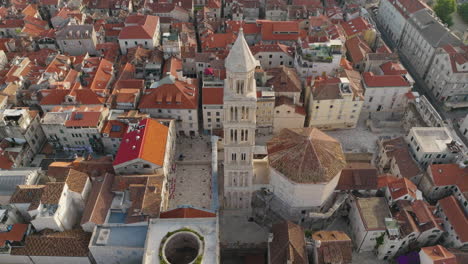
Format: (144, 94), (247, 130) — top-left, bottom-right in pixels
(225, 27), (257, 73)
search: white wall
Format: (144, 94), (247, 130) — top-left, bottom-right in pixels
(363, 86), (410, 112)
(269, 168), (340, 208)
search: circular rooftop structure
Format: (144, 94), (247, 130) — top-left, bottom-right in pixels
(161, 230), (203, 264)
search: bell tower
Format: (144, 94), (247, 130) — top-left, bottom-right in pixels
(223, 28), (258, 210)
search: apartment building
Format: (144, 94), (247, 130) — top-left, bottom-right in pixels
(362, 72), (412, 112)
(405, 127), (461, 167)
(118, 15), (161, 54)
(41, 106), (109, 153)
(307, 76), (363, 130)
(424, 45), (468, 109)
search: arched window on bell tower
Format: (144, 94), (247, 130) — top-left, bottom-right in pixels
(236, 80), (245, 95)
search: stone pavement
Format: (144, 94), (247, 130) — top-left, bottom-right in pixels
(167, 135), (213, 210)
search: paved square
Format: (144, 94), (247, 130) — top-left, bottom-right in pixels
(167, 164), (213, 210)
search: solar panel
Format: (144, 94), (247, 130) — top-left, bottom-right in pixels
(111, 125), (122, 132)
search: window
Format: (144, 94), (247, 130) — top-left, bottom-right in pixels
(208, 118), (211, 122)
(369, 96), (374, 102)
(207, 112), (211, 116)
(316, 106), (319, 109)
(390, 245), (395, 248)
(241, 153), (246, 160)
(231, 153), (237, 161)
(60, 129), (64, 134)
(436, 154), (441, 158)
(216, 112), (220, 116)
(125, 41), (128, 46)
(330, 105), (333, 108)
(143, 164), (150, 168)
(269, 54), (272, 58)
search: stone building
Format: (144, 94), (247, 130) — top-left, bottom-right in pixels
(223, 28), (258, 210)
(56, 25), (98, 56)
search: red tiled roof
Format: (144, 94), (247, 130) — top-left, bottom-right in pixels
(40, 88), (105, 105)
(439, 196), (468, 243)
(345, 36), (371, 64)
(202, 87), (224, 105)
(225, 21), (261, 35)
(163, 57), (183, 77)
(388, 177), (419, 200)
(363, 72), (410, 87)
(80, 173), (114, 226)
(429, 164), (468, 192)
(101, 120), (128, 138)
(202, 32), (236, 50)
(139, 79), (198, 109)
(65, 111), (101, 128)
(250, 43), (294, 57)
(380, 61), (408, 75)
(378, 174), (399, 188)
(340, 17), (372, 37)
(119, 15), (159, 40)
(0, 224), (28, 247)
(160, 207), (216, 218)
(421, 245), (457, 264)
(258, 20), (306, 41)
(113, 119), (169, 167)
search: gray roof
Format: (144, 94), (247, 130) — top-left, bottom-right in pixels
(411, 11), (461, 48)
(0, 168), (40, 196)
(56, 25), (94, 40)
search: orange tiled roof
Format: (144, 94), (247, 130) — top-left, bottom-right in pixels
(340, 17), (372, 37)
(439, 196), (468, 243)
(421, 245), (457, 264)
(64, 111), (101, 128)
(363, 72), (410, 87)
(429, 164), (468, 192)
(202, 87), (224, 105)
(119, 15), (159, 40)
(0, 224), (29, 247)
(345, 36), (371, 64)
(139, 79), (198, 109)
(388, 177), (418, 200)
(113, 119), (169, 167)
(101, 120), (128, 138)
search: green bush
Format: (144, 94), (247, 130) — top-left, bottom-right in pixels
(459, 3), (468, 23)
(434, 0), (456, 26)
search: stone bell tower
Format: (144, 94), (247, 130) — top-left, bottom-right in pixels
(223, 28), (258, 210)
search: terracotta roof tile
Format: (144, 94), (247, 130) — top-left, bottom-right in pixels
(40, 182), (65, 205)
(101, 120), (129, 138)
(340, 17), (372, 37)
(11, 229), (91, 257)
(119, 15), (159, 39)
(9, 185), (45, 204)
(160, 207), (216, 218)
(429, 164), (468, 192)
(312, 231), (352, 264)
(65, 169), (89, 193)
(380, 61), (408, 75)
(439, 196), (468, 243)
(267, 128), (346, 183)
(345, 36), (371, 64)
(388, 177), (419, 200)
(65, 111), (101, 127)
(113, 119), (169, 167)
(266, 66), (301, 93)
(202, 87), (224, 105)
(421, 245), (457, 264)
(363, 72), (410, 87)
(139, 79), (198, 109)
(80, 173), (114, 226)
(336, 164), (378, 190)
(47, 161), (72, 181)
(270, 221), (308, 264)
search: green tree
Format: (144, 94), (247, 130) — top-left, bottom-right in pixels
(459, 3), (468, 23)
(434, 0), (456, 26)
